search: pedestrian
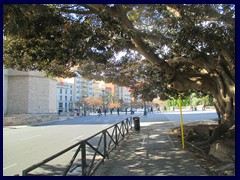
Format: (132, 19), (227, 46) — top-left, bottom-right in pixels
(98, 108), (102, 116)
(164, 106), (167, 112)
(117, 108), (120, 115)
(110, 108), (113, 114)
(132, 107), (135, 114)
(150, 106), (153, 113)
(125, 107), (128, 114)
(104, 108), (107, 116)
(202, 104), (206, 111)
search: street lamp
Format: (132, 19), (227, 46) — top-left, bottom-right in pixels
(102, 90), (105, 109)
(144, 101), (147, 116)
(82, 94), (87, 116)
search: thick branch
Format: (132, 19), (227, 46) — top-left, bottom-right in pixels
(165, 5), (181, 18)
(131, 36), (173, 73)
(167, 55), (216, 73)
(171, 72), (218, 94)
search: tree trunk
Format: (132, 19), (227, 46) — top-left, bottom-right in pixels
(202, 84), (235, 145)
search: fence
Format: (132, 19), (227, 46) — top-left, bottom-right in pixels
(22, 117), (133, 176)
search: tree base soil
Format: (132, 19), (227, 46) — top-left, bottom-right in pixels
(171, 123), (235, 176)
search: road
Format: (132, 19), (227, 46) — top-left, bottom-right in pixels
(3, 110), (218, 176)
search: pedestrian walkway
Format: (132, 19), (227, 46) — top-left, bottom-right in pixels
(93, 121), (207, 176)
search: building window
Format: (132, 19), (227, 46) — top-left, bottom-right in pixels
(70, 96), (72, 101)
(70, 90), (72, 95)
(65, 103), (67, 112)
(65, 96), (67, 101)
(60, 89), (62, 94)
(65, 89), (67, 94)
(60, 96), (62, 101)
(59, 102), (63, 109)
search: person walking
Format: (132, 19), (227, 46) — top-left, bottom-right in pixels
(132, 107), (135, 114)
(98, 108), (102, 116)
(164, 106), (167, 112)
(117, 108), (120, 115)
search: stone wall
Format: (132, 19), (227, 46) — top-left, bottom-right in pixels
(7, 73), (29, 114)
(4, 69), (57, 115)
(3, 113), (59, 126)
(3, 69), (9, 115)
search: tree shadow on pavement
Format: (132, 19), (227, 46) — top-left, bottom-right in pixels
(93, 123), (207, 176)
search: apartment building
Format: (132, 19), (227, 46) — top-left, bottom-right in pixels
(114, 85), (132, 104)
(74, 75), (93, 103)
(56, 79), (74, 113)
(92, 80), (106, 99)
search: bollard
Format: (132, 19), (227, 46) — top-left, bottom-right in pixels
(133, 117), (140, 130)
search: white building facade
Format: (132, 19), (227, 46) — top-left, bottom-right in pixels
(56, 81), (74, 113)
(74, 75), (93, 103)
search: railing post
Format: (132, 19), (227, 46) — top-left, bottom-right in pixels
(81, 141), (87, 176)
(103, 130), (108, 158)
(115, 124), (118, 146)
(130, 117), (133, 130)
(126, 118), (129, 133)
(22, 170), (27, 176)
(121, 121), (125, 137)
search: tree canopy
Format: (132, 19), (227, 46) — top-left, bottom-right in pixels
(4, 4), (235, 124)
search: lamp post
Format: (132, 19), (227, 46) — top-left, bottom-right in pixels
(143, 101), (147, 116)
(102, 90), (105, 109)
(82, 95), (87, 116)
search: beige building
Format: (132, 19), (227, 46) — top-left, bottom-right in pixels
(114, 85), (131, 104)
(3, 69), (57, 115)
(92, 80), (105, 98)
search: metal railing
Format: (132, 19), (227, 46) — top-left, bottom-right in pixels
(22, 117), (133, 176)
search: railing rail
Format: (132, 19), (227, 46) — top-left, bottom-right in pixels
(22, 117), (133, 176)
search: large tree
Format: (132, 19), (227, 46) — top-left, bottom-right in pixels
(4, 4), (235, 141)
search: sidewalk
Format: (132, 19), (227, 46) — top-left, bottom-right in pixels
(93, 121), (207, 176)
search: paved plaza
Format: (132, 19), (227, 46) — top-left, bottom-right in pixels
(93, 116), (210, 176)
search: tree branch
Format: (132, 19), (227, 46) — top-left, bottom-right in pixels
(141, 32), (173, 45)
(172, 72), (218, 94)
(60, 8), (96, 15)
(165, 5), (181, 18)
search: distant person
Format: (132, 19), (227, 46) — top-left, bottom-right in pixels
(110, 108), (113, 114)
(164, 106), (167, 112)
(150, 107), (153, 113)
(132, 107), (135, 114)
(117, 108), (120, 115)
(98, 108), (102, 116)
(104, 108), (107, 116)
(125, 107), (128, 114)
(202, 104), (206, 111)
